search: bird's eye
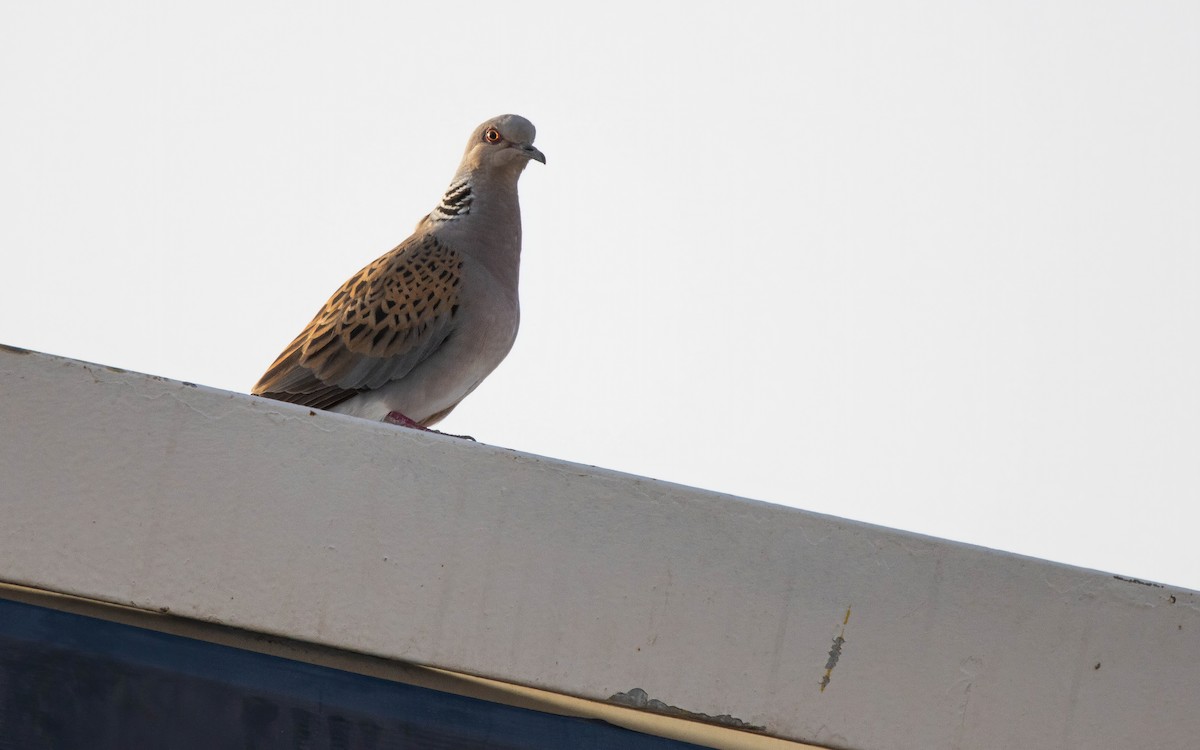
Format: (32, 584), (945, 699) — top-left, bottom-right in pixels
(484, 128), (502, 143)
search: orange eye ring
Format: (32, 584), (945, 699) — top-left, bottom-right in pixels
(483, 127), (502, 144)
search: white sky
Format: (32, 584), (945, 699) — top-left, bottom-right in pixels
(2, 2), (1198, 590)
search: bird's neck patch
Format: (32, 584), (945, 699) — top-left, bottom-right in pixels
(429, 178), (473, 222)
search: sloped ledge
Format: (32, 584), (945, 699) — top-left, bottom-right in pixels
(1, 345), (1197, 750)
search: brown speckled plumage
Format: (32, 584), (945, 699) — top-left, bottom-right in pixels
(253, 235), (463, 411)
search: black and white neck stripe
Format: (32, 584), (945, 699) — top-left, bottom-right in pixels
(429, 179), (473, 222)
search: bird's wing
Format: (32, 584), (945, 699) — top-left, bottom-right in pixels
(252, 233), (463, 409)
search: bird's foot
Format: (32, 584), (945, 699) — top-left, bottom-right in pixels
(384, 411), (476, 442)
(384, 411), (425, 429)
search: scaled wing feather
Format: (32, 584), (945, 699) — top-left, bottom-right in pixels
(252, 234), (463, 407)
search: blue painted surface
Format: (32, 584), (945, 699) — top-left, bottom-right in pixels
(0, 598), (703, 750)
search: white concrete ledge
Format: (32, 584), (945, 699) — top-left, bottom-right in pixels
(1, 345), (1197, 749)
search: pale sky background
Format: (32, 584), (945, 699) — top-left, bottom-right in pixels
(2, 2), (1198, 590)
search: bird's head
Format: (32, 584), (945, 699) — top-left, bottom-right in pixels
(461, 114), (546, 174)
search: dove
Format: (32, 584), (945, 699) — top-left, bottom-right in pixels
(252, 114), (544, 434)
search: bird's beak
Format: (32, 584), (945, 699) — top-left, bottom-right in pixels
(521, 144), (547, 164)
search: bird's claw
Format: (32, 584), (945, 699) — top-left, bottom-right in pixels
(384, 411), (475, 441)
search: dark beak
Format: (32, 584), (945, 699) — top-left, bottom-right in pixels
(521, 144), (547, 164)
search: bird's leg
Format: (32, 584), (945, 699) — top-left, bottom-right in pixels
(384, 411), (425, 429)
(384, 411), (476, 442)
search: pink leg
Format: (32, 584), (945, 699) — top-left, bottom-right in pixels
(384, 411), (475, 441)
(384, 411), (426, 429)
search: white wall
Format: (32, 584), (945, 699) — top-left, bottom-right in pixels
(1, 345), (1196, 750)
